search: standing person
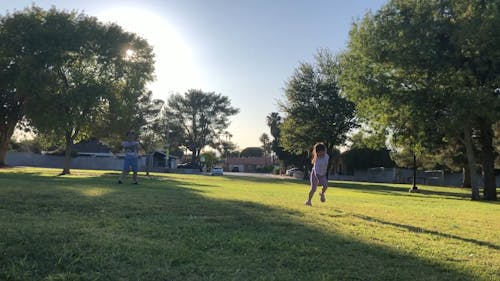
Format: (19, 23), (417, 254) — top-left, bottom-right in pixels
(305, 142), (329, 206)
(118, 130), (140, 184)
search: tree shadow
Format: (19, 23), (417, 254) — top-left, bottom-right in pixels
(350, 213), (500, 251)
(0, 171), (486, 280)
(224, 174), (304, 185)
(331, 181), (500, 203)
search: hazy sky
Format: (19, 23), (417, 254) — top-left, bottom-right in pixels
(1, 0), (388, 149)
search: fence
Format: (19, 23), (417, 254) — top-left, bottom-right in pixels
(330, 167), (499, 187)
(6, 152), (146, 171)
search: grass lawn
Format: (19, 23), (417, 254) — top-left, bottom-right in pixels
(0, 167), (499, 281)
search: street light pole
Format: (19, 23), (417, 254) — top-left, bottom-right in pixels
(409, 152), (419, 193)
(165, 125), (171, 169)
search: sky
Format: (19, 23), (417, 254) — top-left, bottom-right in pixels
(1, 0), (388, 150)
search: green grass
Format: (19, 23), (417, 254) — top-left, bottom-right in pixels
(0, 167), (499, 281)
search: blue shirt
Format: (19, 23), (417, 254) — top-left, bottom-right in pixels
(122, 141), (139, 158)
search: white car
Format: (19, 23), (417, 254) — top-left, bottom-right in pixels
(285, 168), (298, 176)
(211, 167), (224, 175)
(286, 167), (298, 176)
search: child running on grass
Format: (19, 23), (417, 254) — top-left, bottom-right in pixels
(118, 130), (140, 184)
(305, 142), (329, 206)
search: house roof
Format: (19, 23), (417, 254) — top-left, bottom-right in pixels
(72, 139), (112, 153)
(152, 151), (179, 159)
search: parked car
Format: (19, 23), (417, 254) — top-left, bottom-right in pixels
(231, 166), (240, 172)
(286, 167), (299, 176)
(177, 163), (202, 170)
(211, 167), (224, 175)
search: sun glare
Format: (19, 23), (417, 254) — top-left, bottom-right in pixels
(125, 48), (135, 59)
(96, 6), (202, 99)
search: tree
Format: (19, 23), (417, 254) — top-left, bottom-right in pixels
(340, 0), (499, 200)
(259, 133), (272, 156)
(214, 139), (236, 159)
(280, 49), (357, 175)
(0, 6), (48, 166)
(229, 150), (240, 158)
(240, 147), (264, 158)
(266, 112), (287, 163)
(265, 112), (299, 171)
(137, 98), (165, 175)
(349, 130), (387, 150)
(164, 89), (239, 165)
(200, 151), (218, 170)
(0, 6), (155, 174)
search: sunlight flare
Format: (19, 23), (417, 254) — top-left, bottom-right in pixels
(96, 6), (202, 98)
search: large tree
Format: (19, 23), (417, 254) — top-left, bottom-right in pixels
(280, 49), (357, 174)
(164, 89), (239, 165)
(31, 10), (154, 175)
(0, 7), (155, 174)
(0, 6), (48, 166)
(340, 0), (499, 200)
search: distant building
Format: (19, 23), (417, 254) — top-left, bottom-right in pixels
(72, 138), (114, 157)
(225, 156), (273, 172)
(150, 151), (178, 170)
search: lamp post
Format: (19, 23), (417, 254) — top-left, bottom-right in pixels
(224, 131), (231, 170)
(409, 152), (419, 193)
(165, 125), (171, 169)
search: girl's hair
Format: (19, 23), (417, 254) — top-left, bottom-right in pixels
(311, 142), (326, 164)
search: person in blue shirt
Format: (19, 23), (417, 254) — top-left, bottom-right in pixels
(118, 130), (140, 184)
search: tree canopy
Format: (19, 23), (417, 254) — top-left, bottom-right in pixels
(0, 6), (46, 166)
(280, 49), (357, 173)
(164, 89), (239, 165)
(0, 6), (156, 173)
(240, 147), (264, 158)
(340, 0), (499, 200)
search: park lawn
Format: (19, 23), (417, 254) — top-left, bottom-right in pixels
(0, 167), (499, 281)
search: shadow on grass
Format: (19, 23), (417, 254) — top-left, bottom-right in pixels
(223, 176), (498, 203)
(331, 181), (489, 201)
(351, 213), (500, 251)
(0, 170), (486, 281)
(224, 174), (305, 185)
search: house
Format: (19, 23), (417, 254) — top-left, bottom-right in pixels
(149, 151), (178, 170)
(225, 156), (273, 172)
(72, 138), (114, 157)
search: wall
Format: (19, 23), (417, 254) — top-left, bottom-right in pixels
(6, 152), (147, 171)
(330, 166), (499, 187)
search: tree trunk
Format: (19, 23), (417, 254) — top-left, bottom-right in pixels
(0, 138), (9, 167)
(462, 166), (471, 188)
(145, 154), (151, 176)
(479, 118), (497, 200)
(0, 123), (16, 167)
(463, 125), (480, 200)
(326, 146), (333, 179)
(62, 132), (73, 175)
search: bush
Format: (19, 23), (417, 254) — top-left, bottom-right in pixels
(9, 139), (42, 153)
(256, 165), (274, 173)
